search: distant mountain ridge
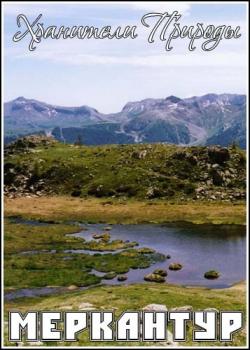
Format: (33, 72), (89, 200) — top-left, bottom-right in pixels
(4, 94), (246, 148)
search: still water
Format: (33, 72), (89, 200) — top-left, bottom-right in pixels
(5, 220), (246, 300)
(74, 222), (246, 289)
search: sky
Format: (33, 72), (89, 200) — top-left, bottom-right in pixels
(3, 1), (248, 113)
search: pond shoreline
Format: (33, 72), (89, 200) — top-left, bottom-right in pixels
(5, 219), (246, 294)
(5, 279), (246, 301)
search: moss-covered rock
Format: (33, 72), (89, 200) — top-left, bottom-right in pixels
(144, 273), (166, 283)
(92, 232), (110, 241)
(137, 247), (155, 254)
(169, 263), (183, 271)
(153, 269), (168, 277)
(103, 226), (112, 231)
(117, 275), (127, 282)
(204, 270), (220, 279)
(103, 272), (117, 280)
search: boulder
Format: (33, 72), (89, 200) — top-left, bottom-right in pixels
(143, 304), (168, 312)
(67, 285), (78, 290)
(103, 272), (117, 280)
(103, 226), (112, 231)
(211, 169), (224, 186)
(137, 247), (155, 254)
(171, 305), (193, 312)
(92, 232), (110, 241)
(208, 147), (230, 164)
(153, 269), (168, 277)
(204, 270), (220, 279)
(169, 263), (183, 271)
(144, 273), (166, 283)
(117, 275), (127, 282)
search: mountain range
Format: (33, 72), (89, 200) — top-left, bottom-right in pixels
(4, 93), (246, 148)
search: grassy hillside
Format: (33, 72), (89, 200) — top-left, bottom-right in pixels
(4, 136), (246, 201)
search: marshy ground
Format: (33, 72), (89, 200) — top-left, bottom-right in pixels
(3, 196), (247, 346)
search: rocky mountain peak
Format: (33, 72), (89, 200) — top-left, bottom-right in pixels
(165, 96), (182, 104)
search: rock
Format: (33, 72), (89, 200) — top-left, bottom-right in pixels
(171, 305), (193, 312)
(59, 305), (73, 310)
(211, 169), (224, 186)
(143, 304), (168, 312)
(169, 263), (183, 271)
(187, 155), (198, 166)
(67, 285), (78, 290)
(78, 302), (95, 310)
(27, 341), (44, 346)
(103, 272), (117, 280)
(204, 270), (220, 279)
(146, 186), (161, 199)
(137, 247), (155, 254)
(208, 147), (230, 164)
(92, 232), (110, 241)
(158, 330), (179, 346)
(166, 254), (171, 259)
(103, 226), (112, 231)
(210, 195), (216, 200)
(195, 187), (205, 194)
(204, 308), (219, 313)
(212, 163), (220, 169)
(144, 273), (166, 283)
(117, 275), (127, 282)
(131, 150), (147, 159)
(126, 241), (139, 248)
(153, 269), (168, 277)
(206, 179), (213, 186)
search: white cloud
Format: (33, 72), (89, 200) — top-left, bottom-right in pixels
(14, 50), (245, 68)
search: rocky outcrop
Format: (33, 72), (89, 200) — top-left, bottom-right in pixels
(4, 141), (246, 201)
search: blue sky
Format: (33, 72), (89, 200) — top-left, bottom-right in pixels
(3, 1), (248, 113)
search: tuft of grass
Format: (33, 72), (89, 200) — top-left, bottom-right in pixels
(4, 221), (165, 289)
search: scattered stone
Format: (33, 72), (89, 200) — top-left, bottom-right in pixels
(144, 273), (166, 283)
(131, 150), (147, 159)
(204, 308), (219, 313)
(117, 275), (127, 282)
(27, 341), (44, 346)
(204, 270), (220, 279)
(92, 232), (111, 241)
(169, 263), (183, 271)
(153, 269), (168, 277)
(137, 247), (155, 254)
(103, 226), (112, 231)
(78, 302), (95, 310)
(208, 147), (230, 164)
(170, 305), (193, 312)
(67, 285), (78, 290)
(103, 272), (117, 280)
(143, 304), (168, 312)
(59, 305), (73, 310)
